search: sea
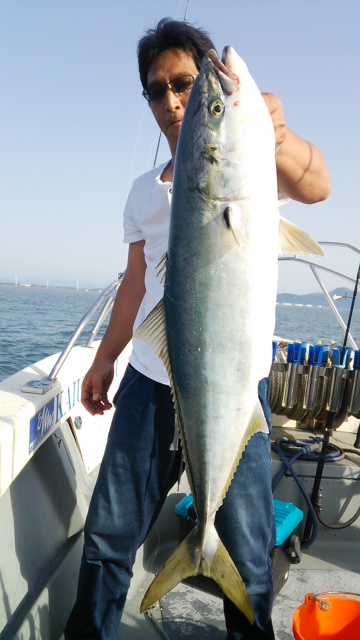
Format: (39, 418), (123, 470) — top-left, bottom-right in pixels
(0, 284), (359, 383)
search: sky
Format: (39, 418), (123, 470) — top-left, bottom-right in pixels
(0, 0), (359, 294)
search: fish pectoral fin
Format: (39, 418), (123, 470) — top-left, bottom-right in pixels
(223, 206), (243, 245)
(205, 537), (254, 624)
(278, 216), (325, 256)
(134, 299), (170, 371)
(140, 525), (254, 624)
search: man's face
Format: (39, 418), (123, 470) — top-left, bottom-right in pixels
(146, 48), (199, 153)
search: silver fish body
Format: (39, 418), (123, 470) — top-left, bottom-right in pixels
(165, 47), (279, 518)
(137, 46), (324, 621)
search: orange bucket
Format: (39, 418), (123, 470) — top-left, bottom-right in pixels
(293, 592), (360, 640)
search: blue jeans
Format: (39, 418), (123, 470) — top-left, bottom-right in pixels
(65, 366), (275, 640)
(216, 378), (275, 639)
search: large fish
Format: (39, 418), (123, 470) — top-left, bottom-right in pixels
(136, 46), (324, 622)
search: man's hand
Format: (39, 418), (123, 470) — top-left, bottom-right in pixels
(81, 357), (115, 416)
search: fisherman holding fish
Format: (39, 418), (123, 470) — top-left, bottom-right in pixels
(65, 18), (330, 640)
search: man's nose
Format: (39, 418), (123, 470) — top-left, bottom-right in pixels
(163, 88), (181, 110)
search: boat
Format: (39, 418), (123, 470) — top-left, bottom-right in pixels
(0, 242), (359, 640)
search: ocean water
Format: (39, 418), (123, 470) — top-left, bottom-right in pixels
(274, 302), (359, 346)
(0, 285), (359, 383)
(0, 285), (107, 382)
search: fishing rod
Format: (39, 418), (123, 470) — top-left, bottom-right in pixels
(341, 261), (360, 358)
(301, 260), (360, 545)
(183, 0), (191, 21)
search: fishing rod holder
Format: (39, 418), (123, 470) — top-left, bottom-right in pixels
(281, 363), (304, 410)
(270, 342), (360, 425)
(348, 350), (360, 416)
(326, 366), (350, 414)
(282, 343), (305, 408)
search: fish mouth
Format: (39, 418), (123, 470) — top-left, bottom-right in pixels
(207, 48), (240, 96)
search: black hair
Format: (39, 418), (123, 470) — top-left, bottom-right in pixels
(137, 18), (216, 89)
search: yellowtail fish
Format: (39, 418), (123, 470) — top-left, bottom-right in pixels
(136, 46), (324, 622)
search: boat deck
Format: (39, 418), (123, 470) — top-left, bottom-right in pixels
(127, 567), (358, 640)
(116, 424), (360, 639)
(119, 532), (360, 639)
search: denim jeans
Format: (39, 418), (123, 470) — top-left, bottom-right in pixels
(65, 366), (275, 640)
(216, 377), (276, 639)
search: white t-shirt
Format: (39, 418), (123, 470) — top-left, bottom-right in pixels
(123, 161), (288, 385)
(123, 162), (172, 384)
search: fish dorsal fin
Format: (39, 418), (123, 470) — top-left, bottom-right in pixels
(156, 253), (167, 284)
(134, 299), (170, 374)
(134, 300), (188, 467)
(135, 253), (168, 360)
(216, 399), (268, 511)
(134, 300), (177, 424)
(278, 216), (325, 256)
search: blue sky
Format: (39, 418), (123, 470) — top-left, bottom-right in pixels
(0, 0), (359, 293)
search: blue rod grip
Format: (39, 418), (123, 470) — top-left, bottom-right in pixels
(308, 344), (330, 366)
(287, 342), (308, 364)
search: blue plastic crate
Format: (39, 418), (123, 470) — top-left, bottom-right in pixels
(175, 495), (304, 547)
(175, 494), (196, 520)
(273, 499), (304, 546)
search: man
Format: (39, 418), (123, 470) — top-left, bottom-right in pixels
(65, 18), (330, 640)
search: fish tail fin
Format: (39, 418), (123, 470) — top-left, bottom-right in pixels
(140, 526), (200, 614)
(204, 532), (254, 624)
(140, 524), (254, 624)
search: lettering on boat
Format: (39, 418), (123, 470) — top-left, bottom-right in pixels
(28, 362), (122, 453)
(55, 377), (83, 423)
(29, 398), (55, 454)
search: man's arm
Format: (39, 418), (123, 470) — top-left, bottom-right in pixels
(81, 239), (146, 415)
(263, 93), (331, 204)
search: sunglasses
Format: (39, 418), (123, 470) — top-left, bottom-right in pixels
(142, 74), (196, 102)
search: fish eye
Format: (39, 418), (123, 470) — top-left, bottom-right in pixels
(208, 99), (224, 117)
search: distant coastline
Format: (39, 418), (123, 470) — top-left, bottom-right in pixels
(0, 282), (357, 308)
(0, 282), (103, 293)
(277, 287), (358, 310)
(276, 302), (325, 307)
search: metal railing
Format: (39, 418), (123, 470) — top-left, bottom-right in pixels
(279, 242), (360, 350)
(22, 242), (359, 395)
(21, 275), (123, 394)
(48, 275), (124, 381)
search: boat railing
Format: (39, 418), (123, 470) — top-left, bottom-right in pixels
(22, 242), (359, 396)
(21, 274), (123, 394)
(278, 242), (360, 350)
